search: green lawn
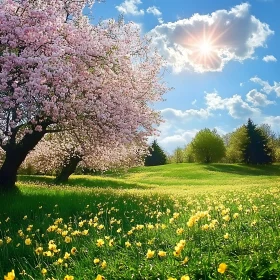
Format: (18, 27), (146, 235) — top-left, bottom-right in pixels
(0, 163), (280, 279)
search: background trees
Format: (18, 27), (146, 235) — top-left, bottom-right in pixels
(242, 119), (273, 164)
(190, 129), (226, 163)
(225, 126), (248, 163)
(0, 0), (167, 190)
(144, 140), (167, 166)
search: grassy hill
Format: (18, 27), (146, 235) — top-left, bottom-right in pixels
(0, 163), (280, 279)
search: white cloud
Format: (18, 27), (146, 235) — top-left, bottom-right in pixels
(158, 17), (164, 24)
(263, 116), (280, 130)
(246, 89), (275, 106)
(157, 129), (199, 153)
(161, 108), (211, 123)
(250, 76), (280, 96)
(205, 91), (260, 119)
(116, 0), (144, 16)
(263, 55), (277, 62)
(146, 6), (161, 16)
(191, 99), (197, 105)
(148, 3), (273, 73)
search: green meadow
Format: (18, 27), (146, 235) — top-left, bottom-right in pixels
(1, 163), (280, 279)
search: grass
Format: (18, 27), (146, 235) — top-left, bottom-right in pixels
(1, 163), (280, 279)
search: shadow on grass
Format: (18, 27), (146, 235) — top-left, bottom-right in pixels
(204, 163), (280, 176)
(18, 174), (152, 190)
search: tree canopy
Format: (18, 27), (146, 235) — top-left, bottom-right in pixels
(242, 119), (273, 164)
(0, 0), (168, 189)
(191, 129), (226, 163)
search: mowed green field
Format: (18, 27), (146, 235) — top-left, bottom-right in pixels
(1, 163), (280, 279)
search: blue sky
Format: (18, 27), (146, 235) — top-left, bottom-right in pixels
(90, 0), (280, 153)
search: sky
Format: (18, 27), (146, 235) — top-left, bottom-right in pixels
(90, 0), (280, 154)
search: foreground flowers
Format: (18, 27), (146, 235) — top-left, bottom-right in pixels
(218, 263), (228, 274)
(4, 270), (15, 280)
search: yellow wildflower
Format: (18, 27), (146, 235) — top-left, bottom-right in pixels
(96, 239), (105, 247)
(224, 233), (229, 239)
(146, 249), (155, 259)
(218, 263), (228, 274)
(125, 241), (131, 248)
(176, 228), (184, 235)
(101, 260), (107, 269)
(95, 275), (105, 280)
(64, 236), (72, 243)
(181, 276), (190, 280)
(233, 213), (239, 219)
(25, 238), (32, 245)
(71, 247), (77, 255)
(4, 269), (15, 280)
(41, 268), (47, 275)
(94, 258), (100, 264)
(64, 275), (74, 280)
(181, 256), (189, 265)
(64, 252), (71, 260)
(35, 247), (43, 255)
(5, 237), (12, 244)
(158, 250), (167, 258)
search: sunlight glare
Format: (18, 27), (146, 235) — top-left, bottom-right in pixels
(199, 41), (213, 55)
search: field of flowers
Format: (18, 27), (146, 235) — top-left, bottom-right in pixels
(1, 163), (280, 279)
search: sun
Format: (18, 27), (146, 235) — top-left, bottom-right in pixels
(198, 40), (213, 55)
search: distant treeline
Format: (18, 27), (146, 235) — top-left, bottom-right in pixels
(149, 119), (279, 166)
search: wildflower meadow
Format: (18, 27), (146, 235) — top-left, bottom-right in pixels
(1, 163), (280, 279)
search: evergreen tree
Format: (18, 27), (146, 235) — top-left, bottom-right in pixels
(144, 140), (167, 166)
(242, 119), (273, 164)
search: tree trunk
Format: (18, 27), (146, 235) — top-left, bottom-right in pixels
(55, 154), (82, 184)
(0, 131), (45, 191)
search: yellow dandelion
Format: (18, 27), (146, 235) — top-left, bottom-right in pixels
(146, 249), (155, 259)
(101, 260), (107, 269)
(224, 233), (229, 239)
(125, 241), (131, 248)
(218, 263), (228, 274)
(64, 236), (72, 243)
(168, 278), (177, 280)
(181, 276), (190, 280)
(108, 239), (114, 247)
(233, 213), (239, 219)
(96, 239), (105, 247)
(5, 237), (12, 244)
(94, 258), (100, 264)
(4, 269), (15, 280)
(158, 250), (167, 258)
(25, 238), (32, 245)
(181, 256), (189, 265)
(222, 215), (230, 222)
(35, 247), (43, 255)
(136, 242), (142, 247)
(71, 247), (77, 255)
(95, 275), (105, 280)
(64, 275), (74, 280)
(176, 228), (184, 235)
(56, 258), (63, 265)
(64, 252), (71, 260)
(41, 268), (47, 275)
